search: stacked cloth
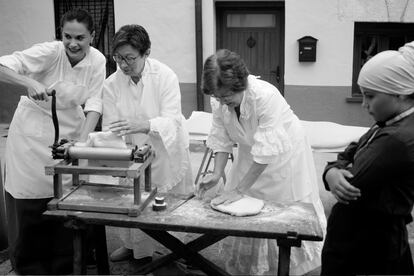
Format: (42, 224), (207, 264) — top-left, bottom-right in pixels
(300, 120), (369, 152)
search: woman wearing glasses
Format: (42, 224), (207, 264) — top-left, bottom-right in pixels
(102, 24), (193, 264)
(0, 9), (105, 274)
(197, 49), (326, 275)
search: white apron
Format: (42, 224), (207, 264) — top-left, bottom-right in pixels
(206, 76), (326, 275)
(5, 72), (89, 199)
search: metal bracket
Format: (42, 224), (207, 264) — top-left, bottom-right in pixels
(277, 231), (302, 248)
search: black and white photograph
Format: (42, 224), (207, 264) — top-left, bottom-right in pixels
(0, 0), (414, 275)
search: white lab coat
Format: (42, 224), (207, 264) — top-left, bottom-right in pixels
(207, 75), (327, 275)
(102, 58), (193, 258)
(1, 41), (106, 199)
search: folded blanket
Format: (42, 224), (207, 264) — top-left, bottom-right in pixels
(300, 120), (369, 152)
(186, 111), (213, 136)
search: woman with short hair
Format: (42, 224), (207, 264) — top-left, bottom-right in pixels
(197, 49), (326, 275)
(103, 24), (193, 264)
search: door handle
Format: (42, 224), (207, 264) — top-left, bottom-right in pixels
(270, 66), (280, 83)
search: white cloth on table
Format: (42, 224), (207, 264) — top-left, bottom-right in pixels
(186, 111), (213, 141)
(103, 58), (193, 259)
(1, 41), (106, 199)
(207, 75), (326, 275)
(300, 120), (369, 152)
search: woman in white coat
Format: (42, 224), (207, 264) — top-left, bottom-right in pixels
(197, 49), (326, 275)
(0, 9), (106, 275)
(103, 24), (193, 264)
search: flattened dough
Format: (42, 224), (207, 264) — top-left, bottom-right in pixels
(211, 196), (264, 216)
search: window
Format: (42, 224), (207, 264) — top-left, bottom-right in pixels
(351, 22), (414, 98)
(227, 14), (276, 28)
(54, 0), (116, 77)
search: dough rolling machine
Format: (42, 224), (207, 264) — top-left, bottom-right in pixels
(45, 90), (157, 217)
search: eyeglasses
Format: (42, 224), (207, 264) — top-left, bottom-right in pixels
(112, 54), (139, 65)
(211, 93), (235, 101)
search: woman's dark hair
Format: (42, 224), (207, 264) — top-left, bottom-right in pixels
(60, 8), (94, 34)
(201, 49), (249, 95)
(112, 25), (151, 56)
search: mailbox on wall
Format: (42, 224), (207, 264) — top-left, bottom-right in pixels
(298, 36), (318, 62)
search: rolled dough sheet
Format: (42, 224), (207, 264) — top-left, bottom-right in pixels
(211, 196), (264, 216)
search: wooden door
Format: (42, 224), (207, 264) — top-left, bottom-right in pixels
(217, 3), (284, 93)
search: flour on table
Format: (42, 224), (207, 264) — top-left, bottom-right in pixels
(211, 195), (264, 216)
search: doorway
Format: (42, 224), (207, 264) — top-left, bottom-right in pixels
(216, 2), (285, 93)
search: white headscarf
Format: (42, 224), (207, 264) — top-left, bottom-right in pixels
(357, 41), (414, 95)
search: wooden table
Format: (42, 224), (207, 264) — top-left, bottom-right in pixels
(43, 193), (323, 276)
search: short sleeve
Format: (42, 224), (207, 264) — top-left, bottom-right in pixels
(102, 77), (119, 130)
(251, 92), (292, 164)
(83, 49), (106, 114)
(0, 41), (59, 75)
(206, 98), (234, 153)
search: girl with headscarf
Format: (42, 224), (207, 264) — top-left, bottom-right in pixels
(321, 41), (414, 275)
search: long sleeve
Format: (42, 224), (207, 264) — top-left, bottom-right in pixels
(251, 91), (293, 164)
(322, 141), (359, 191)
(144, 63), (191, 189)
(148, 71), (184, 149)
(206, 98), (234, 153)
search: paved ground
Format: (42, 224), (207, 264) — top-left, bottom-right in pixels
(0, 123), (413, 275)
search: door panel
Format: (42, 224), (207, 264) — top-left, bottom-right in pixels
(217, 5), (284, 93)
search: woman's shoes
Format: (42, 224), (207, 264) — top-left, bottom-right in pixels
(109, 246), (133, 262)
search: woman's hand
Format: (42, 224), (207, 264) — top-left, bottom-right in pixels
(109, 119), (150, 136)
(27, 80), (50, 101)
(325, 167), (361, 204)
(0, 65), (50, 101)
(196, 173), (221, 199)
(211, 189), (243, 206)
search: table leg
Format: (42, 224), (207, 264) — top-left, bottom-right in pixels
(195, 146), (211, 185)
(145, 163), (151, 192)
(73, 228), (87, 275)
(93, 225), (110, 275)
(133, 176), (141, 205)
(141, 229), (231, 276)
(277, 238), (302, 276)
(139, 233), (227, 274)
(277, 244), (291, 276)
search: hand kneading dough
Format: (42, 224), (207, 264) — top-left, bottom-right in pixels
(211, 196), (264, 216)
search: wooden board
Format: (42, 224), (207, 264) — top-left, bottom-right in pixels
(49, 183), (156, 216)
(45, 193), (323, 241)
(145, 197), (323, 240)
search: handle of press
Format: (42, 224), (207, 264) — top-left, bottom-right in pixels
(48, 90), (59, 146)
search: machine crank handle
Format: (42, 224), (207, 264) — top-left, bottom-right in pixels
(47, 89), (62, 159)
